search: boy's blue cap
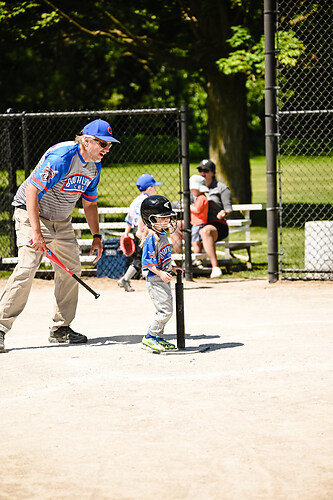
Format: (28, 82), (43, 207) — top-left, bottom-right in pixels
(136, 174), (163, 191)
(81, 119), (120, 143)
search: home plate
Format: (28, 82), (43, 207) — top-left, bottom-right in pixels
(141, 345), (210, 355)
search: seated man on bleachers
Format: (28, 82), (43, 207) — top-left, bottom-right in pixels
(170, 159), (232, 278)
(198, 159), (232, 278)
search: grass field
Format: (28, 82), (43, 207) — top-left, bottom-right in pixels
(1, 154), (331, 206)
(250, 155), (333, 204)
(1, 155), (331, 279)
(4, 154), (331, 206)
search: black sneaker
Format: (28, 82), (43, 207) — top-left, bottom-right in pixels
(48, 326), (88, 344)
(0, 330), (6, 353)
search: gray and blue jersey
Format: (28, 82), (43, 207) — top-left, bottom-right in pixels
(13, 141), (101, 221)
(142, 231), (172, 278)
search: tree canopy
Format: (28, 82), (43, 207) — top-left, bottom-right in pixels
(0, 0), (310, 201)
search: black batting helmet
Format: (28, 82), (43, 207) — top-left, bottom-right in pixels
(140, 195), (177, 233)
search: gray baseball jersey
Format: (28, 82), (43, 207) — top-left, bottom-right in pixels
(13, 141), (101, 221)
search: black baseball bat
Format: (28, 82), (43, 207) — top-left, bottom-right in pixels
(175, 269), (185, 349)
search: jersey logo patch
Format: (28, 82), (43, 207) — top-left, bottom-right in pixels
(148, 250), (156, 260)
(160, 245), (171, 261)
(40, 162), (58, 182)
(61, 174), (92, 193)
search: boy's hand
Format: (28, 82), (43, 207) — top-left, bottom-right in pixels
(171, 266), (183, 275)
(160, 270), (174, 283)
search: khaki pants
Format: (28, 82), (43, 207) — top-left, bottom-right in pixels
(0, 208), (81, 334)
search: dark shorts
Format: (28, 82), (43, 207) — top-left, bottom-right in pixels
(131, 226), (143, 271)
(202, 219), (229, 242)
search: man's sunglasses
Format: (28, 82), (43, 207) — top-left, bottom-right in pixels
(93, 138), (112, 148)
(198, 167), (209, 173)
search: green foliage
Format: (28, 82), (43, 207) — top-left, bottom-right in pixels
(0, 0), (308, 161)
(217, 27), (304, 76)
(0, 0), (255, 152)
(226, 25), (253, 49)
(31, 11), (60, 32)
(216, 26), (305, 154)
(277, 31), (305, 66)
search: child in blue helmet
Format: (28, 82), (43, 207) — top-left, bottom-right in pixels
(140, 195), (182, 352)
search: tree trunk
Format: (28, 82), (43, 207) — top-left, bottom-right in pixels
(206, 70), (252, 203)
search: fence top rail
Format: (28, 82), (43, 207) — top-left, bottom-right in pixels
(278, 109), (333, 115)
(79, 203), (264, 216)
(0, 108), (180, 119)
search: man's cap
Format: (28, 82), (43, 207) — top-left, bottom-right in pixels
(81, 119), (120, 143)
(189, 174), (209, 192)
(198, 159), (216, 173)
(136, 174), (163, 191)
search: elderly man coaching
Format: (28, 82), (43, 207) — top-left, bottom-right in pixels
(0, 119), (119, 353)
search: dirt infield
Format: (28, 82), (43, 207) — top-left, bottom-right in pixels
(0, 276), (332, 500)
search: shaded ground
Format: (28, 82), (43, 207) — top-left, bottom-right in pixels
(0, 277), (332, 500)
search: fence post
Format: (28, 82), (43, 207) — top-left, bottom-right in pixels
(22, 112), (30, 179)
(264, 0), (279, 283)
(4, 117), (17, 256)
(180, 104), (193, 281)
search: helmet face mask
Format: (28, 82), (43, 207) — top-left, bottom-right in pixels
(149, 215), (177, 234)
(141, 195), (177, 234)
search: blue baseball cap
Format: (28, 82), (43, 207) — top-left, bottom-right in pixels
(136, 174), (163, 191)
(81, 119), (120, 143)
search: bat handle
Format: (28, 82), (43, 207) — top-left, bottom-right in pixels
(72, 274), (100, 299)
(28, 239), (46, 255)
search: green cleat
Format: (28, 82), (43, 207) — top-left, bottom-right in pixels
(156, 337), (176, 350)
(142, 335), (166, 352)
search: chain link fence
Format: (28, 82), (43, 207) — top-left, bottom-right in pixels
(0, 108), (185, 276)
(277, 0), (333, 279)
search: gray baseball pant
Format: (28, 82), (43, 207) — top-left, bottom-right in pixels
(146, 275), (173, 337)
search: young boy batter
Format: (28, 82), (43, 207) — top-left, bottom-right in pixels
(140, 195), (182, 352)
